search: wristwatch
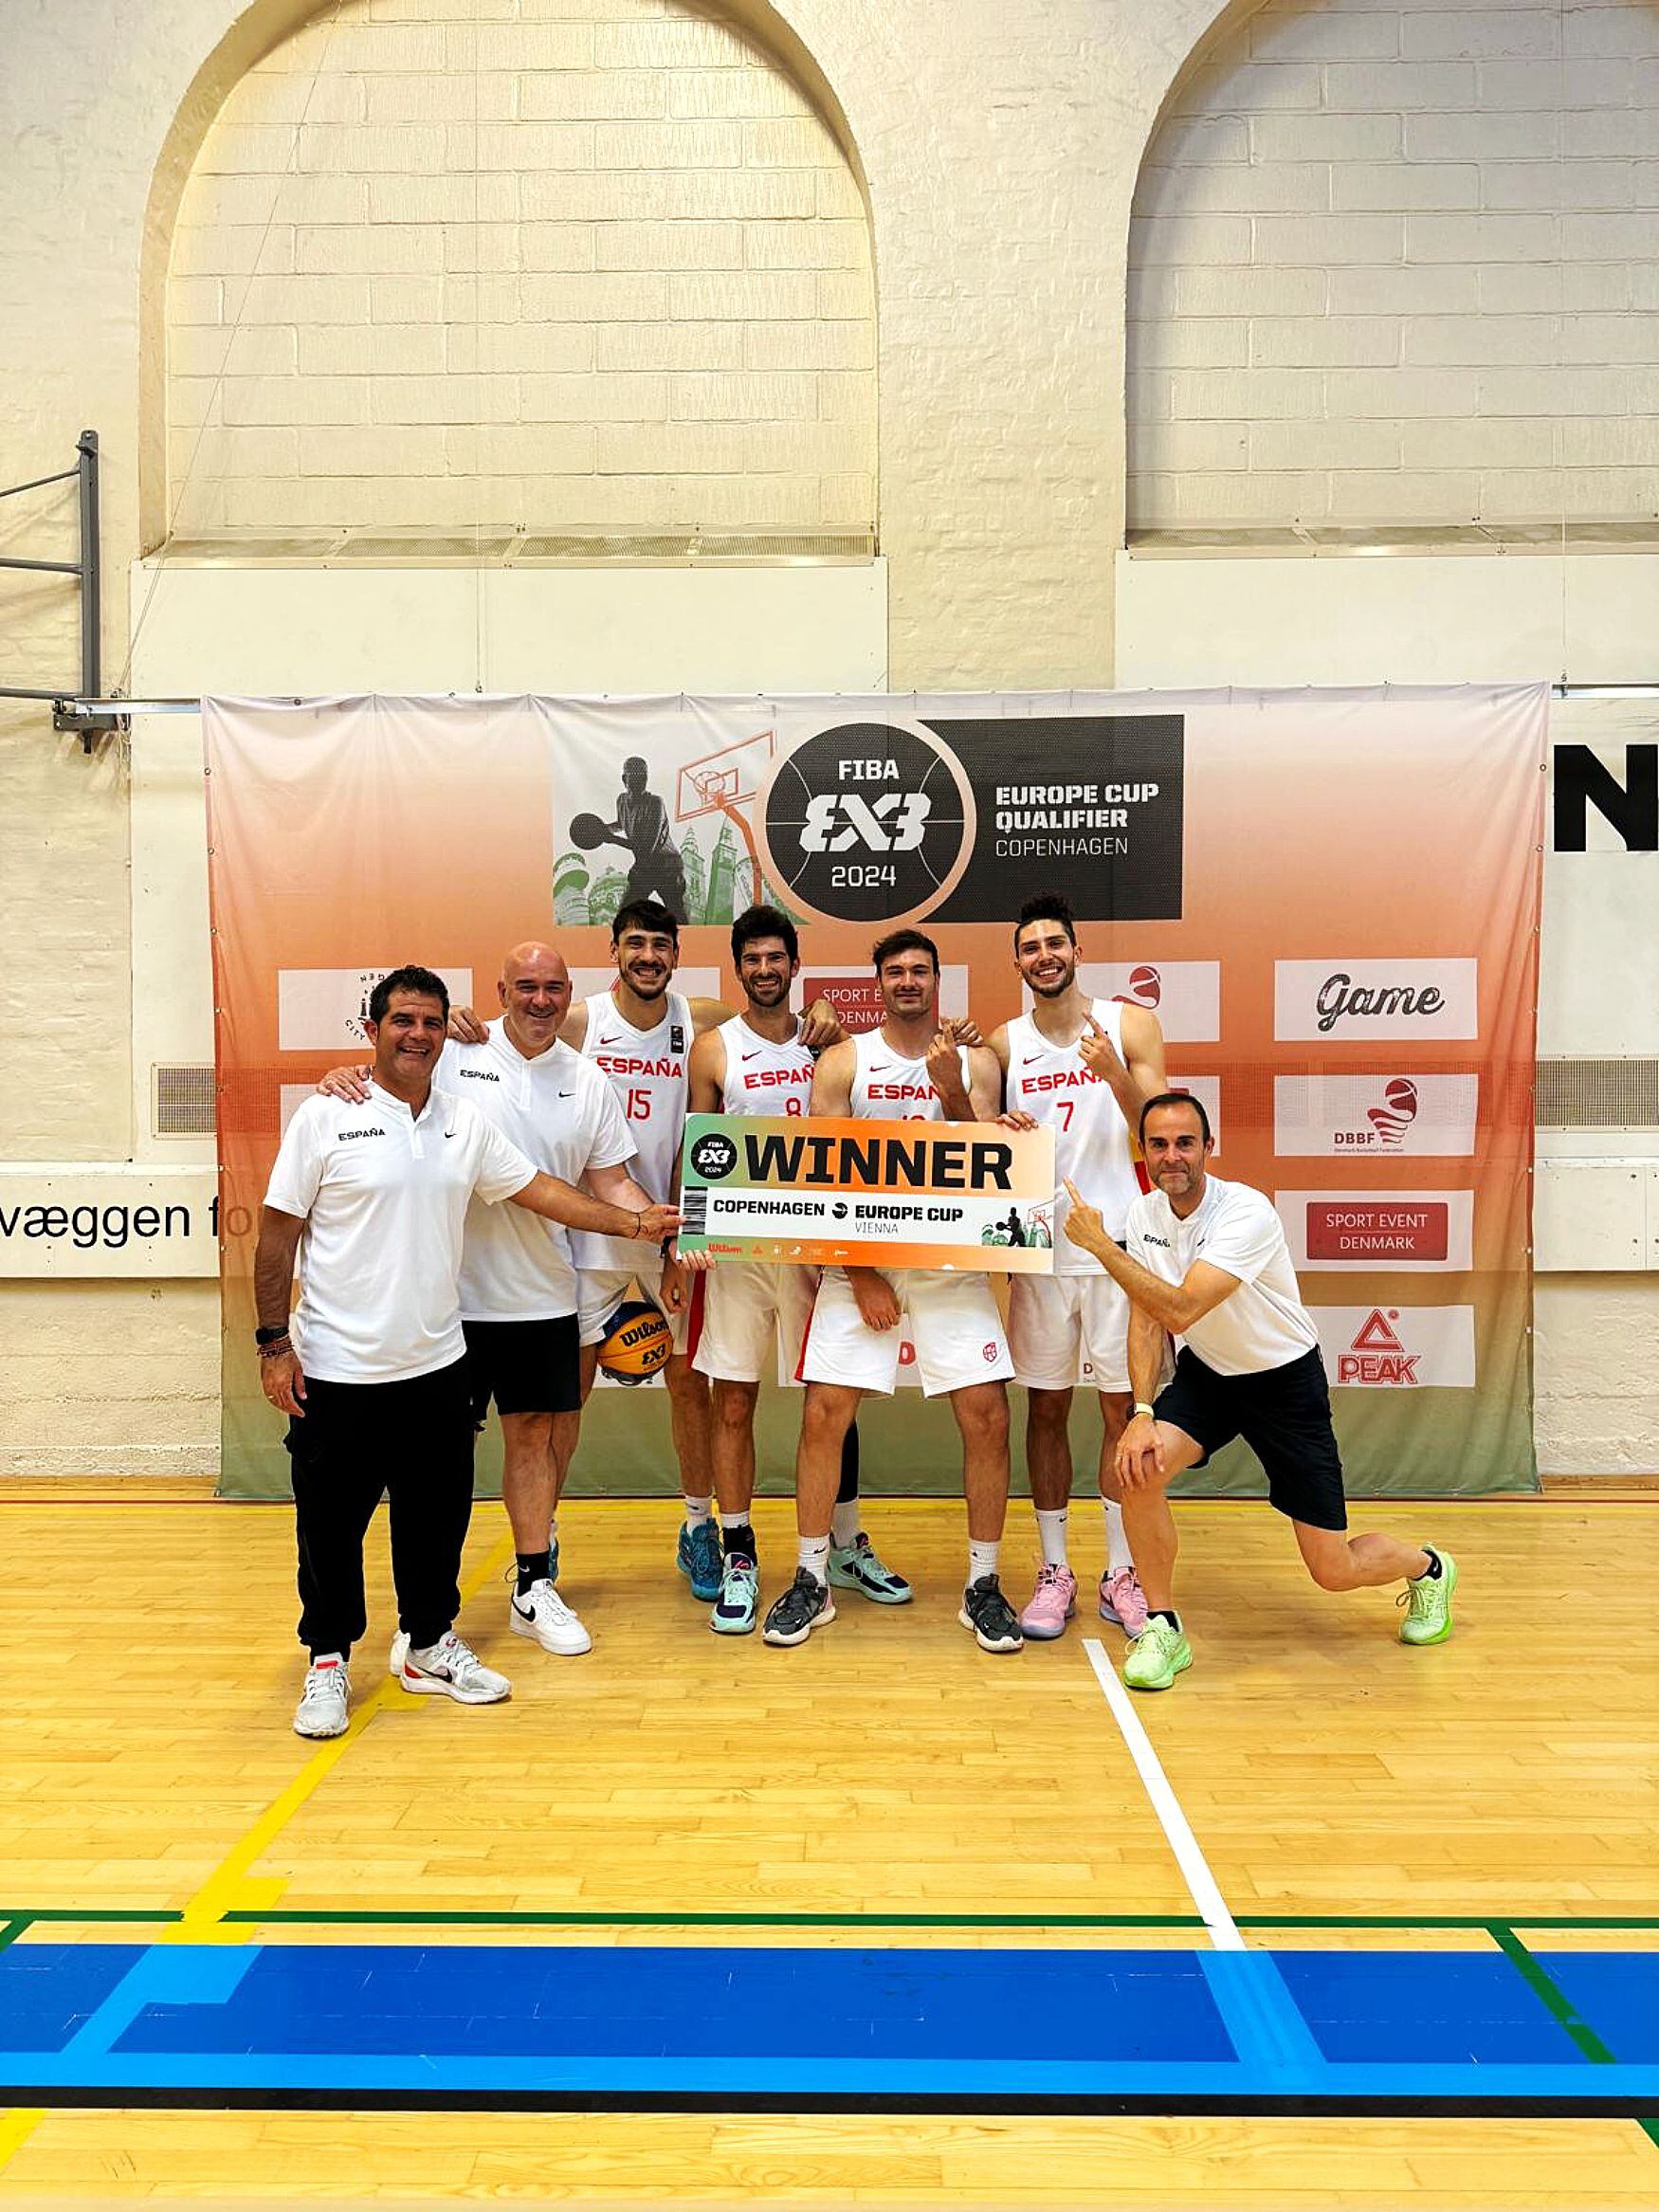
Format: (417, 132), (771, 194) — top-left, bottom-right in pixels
(254, 1325), (289, 1346)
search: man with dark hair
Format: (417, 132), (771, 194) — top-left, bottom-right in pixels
(992, 893), (1164, 1643)
(257, 967), (679, 1739)
(600, 759), (688, 921)
(775, 932), (1022, 1654)
(1062, 1092), (1458, 1692)
(682, 905), (899, 1634)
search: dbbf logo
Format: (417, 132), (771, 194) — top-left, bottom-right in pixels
(1122, 964), (1161, 1006)
(758, 722), (975, 924)
(1274, 1075), (1479, 1158)
(1062, 960), (1220, 1043)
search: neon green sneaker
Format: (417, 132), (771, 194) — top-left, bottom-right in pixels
(1122, 1616), (1192, 1691)
(1398, 1547), (1457, 1644)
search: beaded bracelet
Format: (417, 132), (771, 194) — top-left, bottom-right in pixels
(257, 1335), (294, 1362)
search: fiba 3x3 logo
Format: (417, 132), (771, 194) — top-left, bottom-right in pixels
(758, 722), (975, 925)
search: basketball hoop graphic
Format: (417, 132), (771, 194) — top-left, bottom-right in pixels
(674, 728), (777, 914)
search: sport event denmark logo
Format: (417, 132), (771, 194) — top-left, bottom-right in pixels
(1274, 960), (1478, 1042)
(1276, 1192), (1472, 1272)
(1274, 1075), (1478, 1158)
(1314, 1306), (1476, 1388)
(757, 722), (975, 925)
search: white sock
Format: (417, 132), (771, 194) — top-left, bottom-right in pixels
(798, 1534), (830, 1584)
(1035, 1507), (1069, 1569)
(1103, 1495), (1134, 1575)
(830, 1499), (860, 1549)
(683, 1495), (714, 1528)
(968, 1538), (999, 1585)
(723, 1508), (751, 1533)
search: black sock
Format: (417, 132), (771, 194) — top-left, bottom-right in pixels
(1417, 1547), (1442, 1580)
(836, 1420), (860, 1505)
(1148, 1607), (1179, 1630)
(515, 1552), (545, 1595)
(723, 1520), (756, 1561)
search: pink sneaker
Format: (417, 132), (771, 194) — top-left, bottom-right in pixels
(1100, 1565), (1150, 1639)
(1019, 1562), (1077, 1641)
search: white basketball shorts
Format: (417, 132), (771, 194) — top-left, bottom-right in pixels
(693, 1260), (815, 1386)
(799, 1268), (1013, 1399)
(1007, 1271), (1133, 1394)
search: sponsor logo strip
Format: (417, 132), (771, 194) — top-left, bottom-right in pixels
(1273, 1074), (1478, 1158)
(1314, 1305), (1476, 1387)
(1278, 1191), (1473, 1271)
(1274, 959), (1478, 1042)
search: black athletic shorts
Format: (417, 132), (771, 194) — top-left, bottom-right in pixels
(1154, 1344), (1348, 1532)
(462, 1315), (582, 1422)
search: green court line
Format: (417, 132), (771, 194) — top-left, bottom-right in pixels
(1489, 1923), (1659, 2154)
(3, 1905), (1657, 1933)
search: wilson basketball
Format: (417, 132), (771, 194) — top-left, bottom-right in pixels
(570, 811), (608, 850)
(595, 1298), (672, 1384)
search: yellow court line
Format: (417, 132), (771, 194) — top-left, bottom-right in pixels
(180, 1522), (517, 1938)
(0, 1524), (516, 2181)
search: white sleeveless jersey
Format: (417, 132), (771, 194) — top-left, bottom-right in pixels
(718, 1015), (813, 1117)
(1006, 996), (1142, 1267)
(848, 1027), (970, 1123)
(574, 987), (692, 1270)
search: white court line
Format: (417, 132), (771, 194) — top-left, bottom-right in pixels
(1083, 1636), (1244, 1952)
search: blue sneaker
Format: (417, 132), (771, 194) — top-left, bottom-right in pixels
(677, 1516), (723, 1600)
(711, 1552), (759, 1636)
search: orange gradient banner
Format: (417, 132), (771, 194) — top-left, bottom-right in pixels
(205, 686), (1546, 1501)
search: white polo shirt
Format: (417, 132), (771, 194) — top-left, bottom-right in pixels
(434, 1022), (636, 1323)
(1125, 1174), (1318, 1379)
(265, 1082), (536, 1385)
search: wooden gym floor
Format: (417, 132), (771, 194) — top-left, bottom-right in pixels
(0, 1486), (1656, 2206)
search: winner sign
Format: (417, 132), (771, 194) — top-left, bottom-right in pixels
(678, 1115), (1057, 1272)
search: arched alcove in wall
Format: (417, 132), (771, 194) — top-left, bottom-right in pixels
(1127, 0), (1659, 535)
(142, 0), (876, 548)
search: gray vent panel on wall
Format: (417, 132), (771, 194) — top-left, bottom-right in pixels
(1536, 1060), (1659, 1129)
(152, 1065), (216, 1138)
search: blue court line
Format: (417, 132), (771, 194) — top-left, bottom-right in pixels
(1, 1943), (1655, 2106)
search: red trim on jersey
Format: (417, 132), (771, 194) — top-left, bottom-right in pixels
(793, 1282), (821, 1383)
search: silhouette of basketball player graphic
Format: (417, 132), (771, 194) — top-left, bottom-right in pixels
(570, 757), (689, 923)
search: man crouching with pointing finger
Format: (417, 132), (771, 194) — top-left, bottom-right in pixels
(255, 965), (680, 1740)
(1058, 1090), (1457, 1692)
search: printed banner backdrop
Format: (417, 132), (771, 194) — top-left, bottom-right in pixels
(205, 686), (1545, 1502)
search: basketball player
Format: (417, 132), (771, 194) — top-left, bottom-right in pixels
(684, 905), (909, 1635)
(601, 756), (689, 922)
(1064, 1092), (1458, 1691)
(317, 942), (656, 1657)
(770, 929), (1023, 1655)
(991, 893), (1165, 1643)
(261, 966), (677, 1740)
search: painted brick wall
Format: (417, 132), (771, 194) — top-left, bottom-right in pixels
(167, 0), (877, 535)
(1128, 0), (1659, 528)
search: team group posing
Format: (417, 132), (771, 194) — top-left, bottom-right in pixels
(256, 896), (1459, 1742)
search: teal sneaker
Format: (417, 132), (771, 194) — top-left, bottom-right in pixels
(711, 1552), (759, 1636)
(828, 1531), (913, 1605)
(546, 1529), (560, 1587)
(677, 1518), (723, 1601)
(1122, 1616), (1193, 1691)
(1398, 1547), (1457, 1644)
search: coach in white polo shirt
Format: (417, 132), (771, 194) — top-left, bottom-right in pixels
(322, 941), (649, 1662)
(1062, 1091), (1458, 1694)
(257, 965), (678, 1743)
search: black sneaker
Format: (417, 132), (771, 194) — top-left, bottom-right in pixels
(959, 1573), (1024, 1654)
(762, 1568), (836, 1647)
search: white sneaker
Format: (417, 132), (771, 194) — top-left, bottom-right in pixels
(509, 1578), (592, 1655)
(395, 1629), (511, 1706)
(388, 1630), (409, 1679)
(294, 1655), (350, 1739)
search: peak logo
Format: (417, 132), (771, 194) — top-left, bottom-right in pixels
(1315, 1305), (1475, 1389)
(1276, 960), (1477, 1042)
(759, 722), (974, 924)
(1274, 1075), (1478, 1158)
